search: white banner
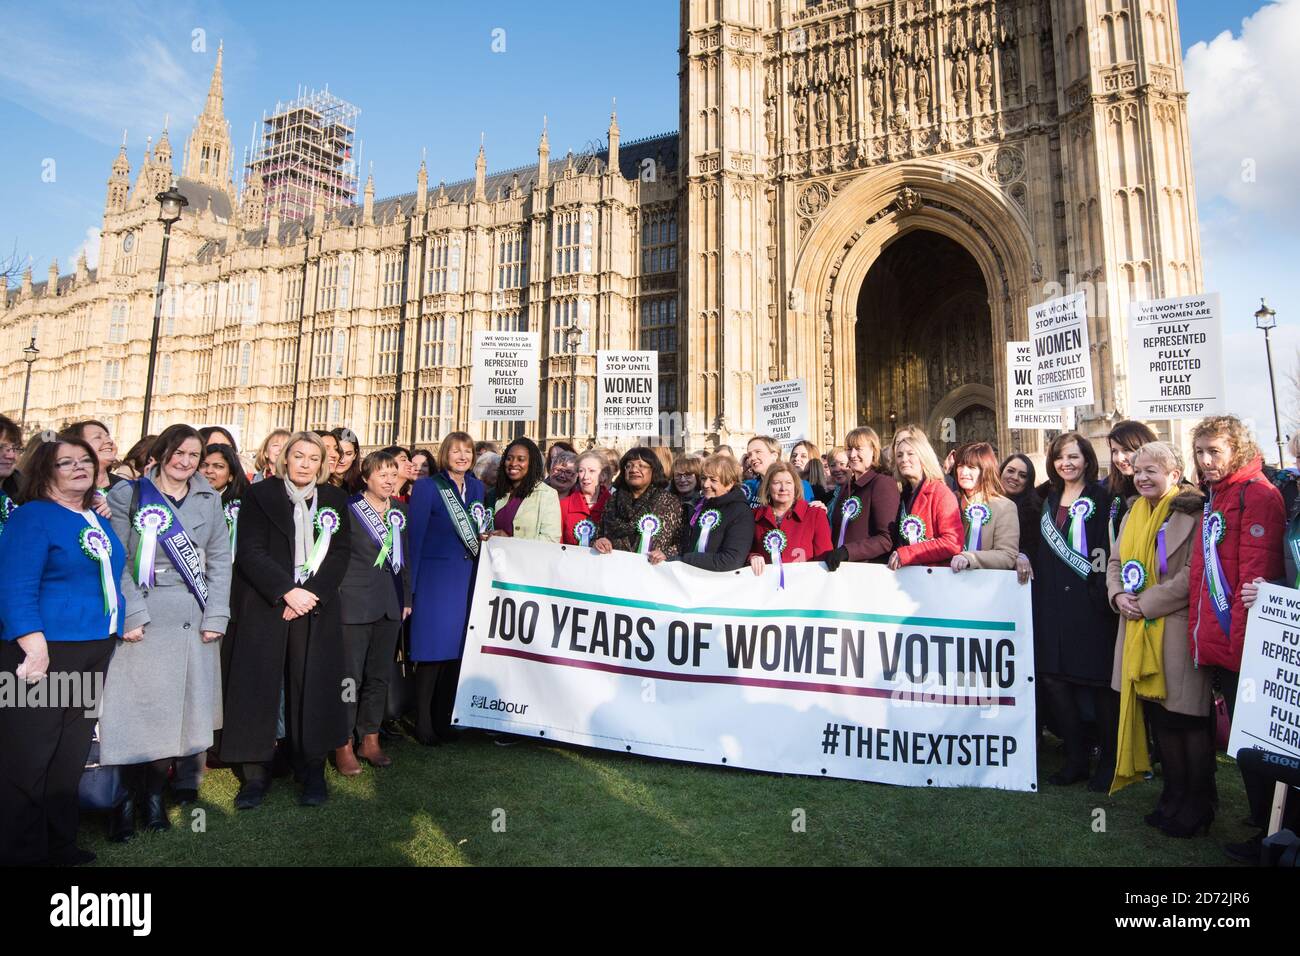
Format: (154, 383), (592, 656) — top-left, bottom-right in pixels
(470, 331), (539, 421)
(1228, 582), (1300, 761)
(597, 350), (658, 437)
(1006, 342), (1063, 430)
(1030, 291), (1094, 409)
(453, 538), (1038, 791)
(756, 379), (808, 448)
(1125, 292), (1226, 420)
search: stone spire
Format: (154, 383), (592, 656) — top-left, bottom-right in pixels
(363, 167), (375, 225)
(607, 99), (620, 172)
(240, 169), (264, 228)
(76, 249), (90, 283)
(416, 151), (428, 212)
(21, 266), (33, 300)
(537, 116), (550, 190)
(47, 260), (59, 296)
(105, 130), (131, 212)
(183, 40), (233, 191)
(474, 134), (486, 202)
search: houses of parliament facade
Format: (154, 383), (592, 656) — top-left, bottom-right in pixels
(1, 0), (1204, 458)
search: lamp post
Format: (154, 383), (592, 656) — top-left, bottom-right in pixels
(19, 336), (38, 432)
(141, 183), (189, 439)
(565, 323), (582, 446)
(1255, 298), (1285, 467)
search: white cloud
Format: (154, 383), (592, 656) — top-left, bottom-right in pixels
(0, 2), (207, 147)
(1184, 0), (1300, 458)
(1184, 0), (1300, 220)
(70, 227), (102, 271)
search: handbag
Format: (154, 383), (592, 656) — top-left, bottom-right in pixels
(78, 723), (126, 812)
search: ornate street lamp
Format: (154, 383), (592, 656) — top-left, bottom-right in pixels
(1254, 298), (1285, 467)
(19, 336), (39, 431)
(565, 322), (582, 444)
(141, 182), (189, 439)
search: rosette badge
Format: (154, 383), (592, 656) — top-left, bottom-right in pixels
(637, 513), (661, 555)
(80, 525), (119, 628)
(763, 528), (788, 589)
(224, 500), (241, 559)
(837, 495), (861, 547)
(379, 509), (406, 572)
(573, 519), (596, 548)
(132, 504), (174, 587)
(469, 502), (492, 536)
(1067, 497), (1095, 556)
(1120, 559), (1147, 594)
(964, 502), (990, 552)
(900, 514), (927, 545)
(696, 508), (721, 552)
(301, 506), (341, 579)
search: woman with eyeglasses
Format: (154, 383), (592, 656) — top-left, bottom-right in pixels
(0, 437), (125, 865)
(594, 447), (682, 559)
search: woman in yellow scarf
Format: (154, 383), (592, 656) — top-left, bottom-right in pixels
(1106, 441), (1213, 836)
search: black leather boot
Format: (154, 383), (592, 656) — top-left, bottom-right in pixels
(299, 760), (328, 807)
(142, 760), (171, 832)
(108, 790), (137, 843)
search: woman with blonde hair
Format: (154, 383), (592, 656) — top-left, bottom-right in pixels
(663, 453), (754, 572)
(1106, 441), (1211, 835)
(253, 429), (292, 483)
(218, 431), (352, 808)
(948, 441), (1019, 573)
(825, 427), (900, 571)
(887, 425), (962, 569)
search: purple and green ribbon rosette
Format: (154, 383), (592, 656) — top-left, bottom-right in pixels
(1067, 497), (1095, 557)
(1120, 559), (1147, 594)
(80, 525), (118, 630)
(375, 508), (405, 572)
(301, 506), (341, 579)
(900, 514), (927, 546)
(696, 508), (721, 552)
(469, 501), (492, 536)
(1202, 507), (1233, 633)
(131, 503), (173, 587)
(574, 518), (596, 547)
(837, 495), (861, 548)
(764, 528), (788, 589)
(637, 513), (661, 555)
(223, 500), (240, 561)
(964, 502), (990, 552)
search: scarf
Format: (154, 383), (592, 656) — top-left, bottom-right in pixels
(604, 485), (669, 549)
(1110, 487), (1176, 795)
(284, 477), (317, 578)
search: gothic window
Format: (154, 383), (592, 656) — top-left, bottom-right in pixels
(381, 252), (403, 307)
(427, 235), (461, 293)
(238, 342), (252, 385)
(338, 258), (351, 309)
(376, 325), (400, 375)
(312, 329), (334, 378)
(277, 339), (296, 385)
(639, 296), (678, 352)
(641, 208), (678, 273)
(101, 360), (121, 399)
(496, 228), (528, 289)
(282, 272), (303, 323)
(159, 355), (172, 393)
(108, 300), (128, 343)
(554, 211), (582, 275)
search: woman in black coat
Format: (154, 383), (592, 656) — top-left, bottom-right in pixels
(217, 432), (352, 808)
(1032, 432), (1120, 791)
(657, 453), (755, 572)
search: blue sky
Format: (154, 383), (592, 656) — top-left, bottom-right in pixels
(1, 0), (1296, 448)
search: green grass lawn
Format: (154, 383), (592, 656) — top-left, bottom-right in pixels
(82, 730), (1257, 866)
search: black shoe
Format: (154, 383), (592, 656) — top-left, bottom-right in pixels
(108, 794), (137, 843)
(47, 846), (97, 866)
(299, 764), (328, 807)
(1144, 809), (1172, 829)
(1160, 808), (1214, 838)
(1223, 832), (1264, 864)
(234, 782), (266, 810)
(172, 787), (199, 806)
(143, 792), (171, 832)
(379, 719), (405, 741)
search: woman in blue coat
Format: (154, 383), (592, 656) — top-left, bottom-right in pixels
(407, 431), (485, 744)
(0, 436), (126, 866)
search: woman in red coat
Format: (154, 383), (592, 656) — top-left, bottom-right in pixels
(559, 451), (611, 546)
(1187, 415), (1284, 855)
(748, 462), (832, 577)
(887, 425), (962, 569)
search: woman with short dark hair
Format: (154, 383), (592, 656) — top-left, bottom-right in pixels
(99, 424), (232, 840)
(218, 431), (352, 808)
(594, 447), (682, 558)
(335, 451), (410, 772)
(330, 428), (361, 492)
(1000, 453), (1041, 586)
(0, 437), (125, 865)
(1033, 431), (1120, 790)
(1106, 420), (1159, 546)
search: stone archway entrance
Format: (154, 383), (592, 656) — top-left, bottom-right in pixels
(855, 229), (997, 449)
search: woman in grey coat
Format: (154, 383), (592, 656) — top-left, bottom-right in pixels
(99, 425), (232, 841)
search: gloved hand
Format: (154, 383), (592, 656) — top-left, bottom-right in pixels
(825, 546), (849, 572)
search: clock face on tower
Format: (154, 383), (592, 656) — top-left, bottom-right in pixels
(122, 232), (135, 253)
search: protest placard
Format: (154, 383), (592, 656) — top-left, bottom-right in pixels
(1126, 292), (1226, 420)
(1030, 292), (1094, 409)
(470, 331), (539, 421)
(597, 350), (658, 437)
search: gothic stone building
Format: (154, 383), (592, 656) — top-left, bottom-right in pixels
(2, 0), (1202, 459)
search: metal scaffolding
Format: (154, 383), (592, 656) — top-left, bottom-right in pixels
(247, 87), (360, 225)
